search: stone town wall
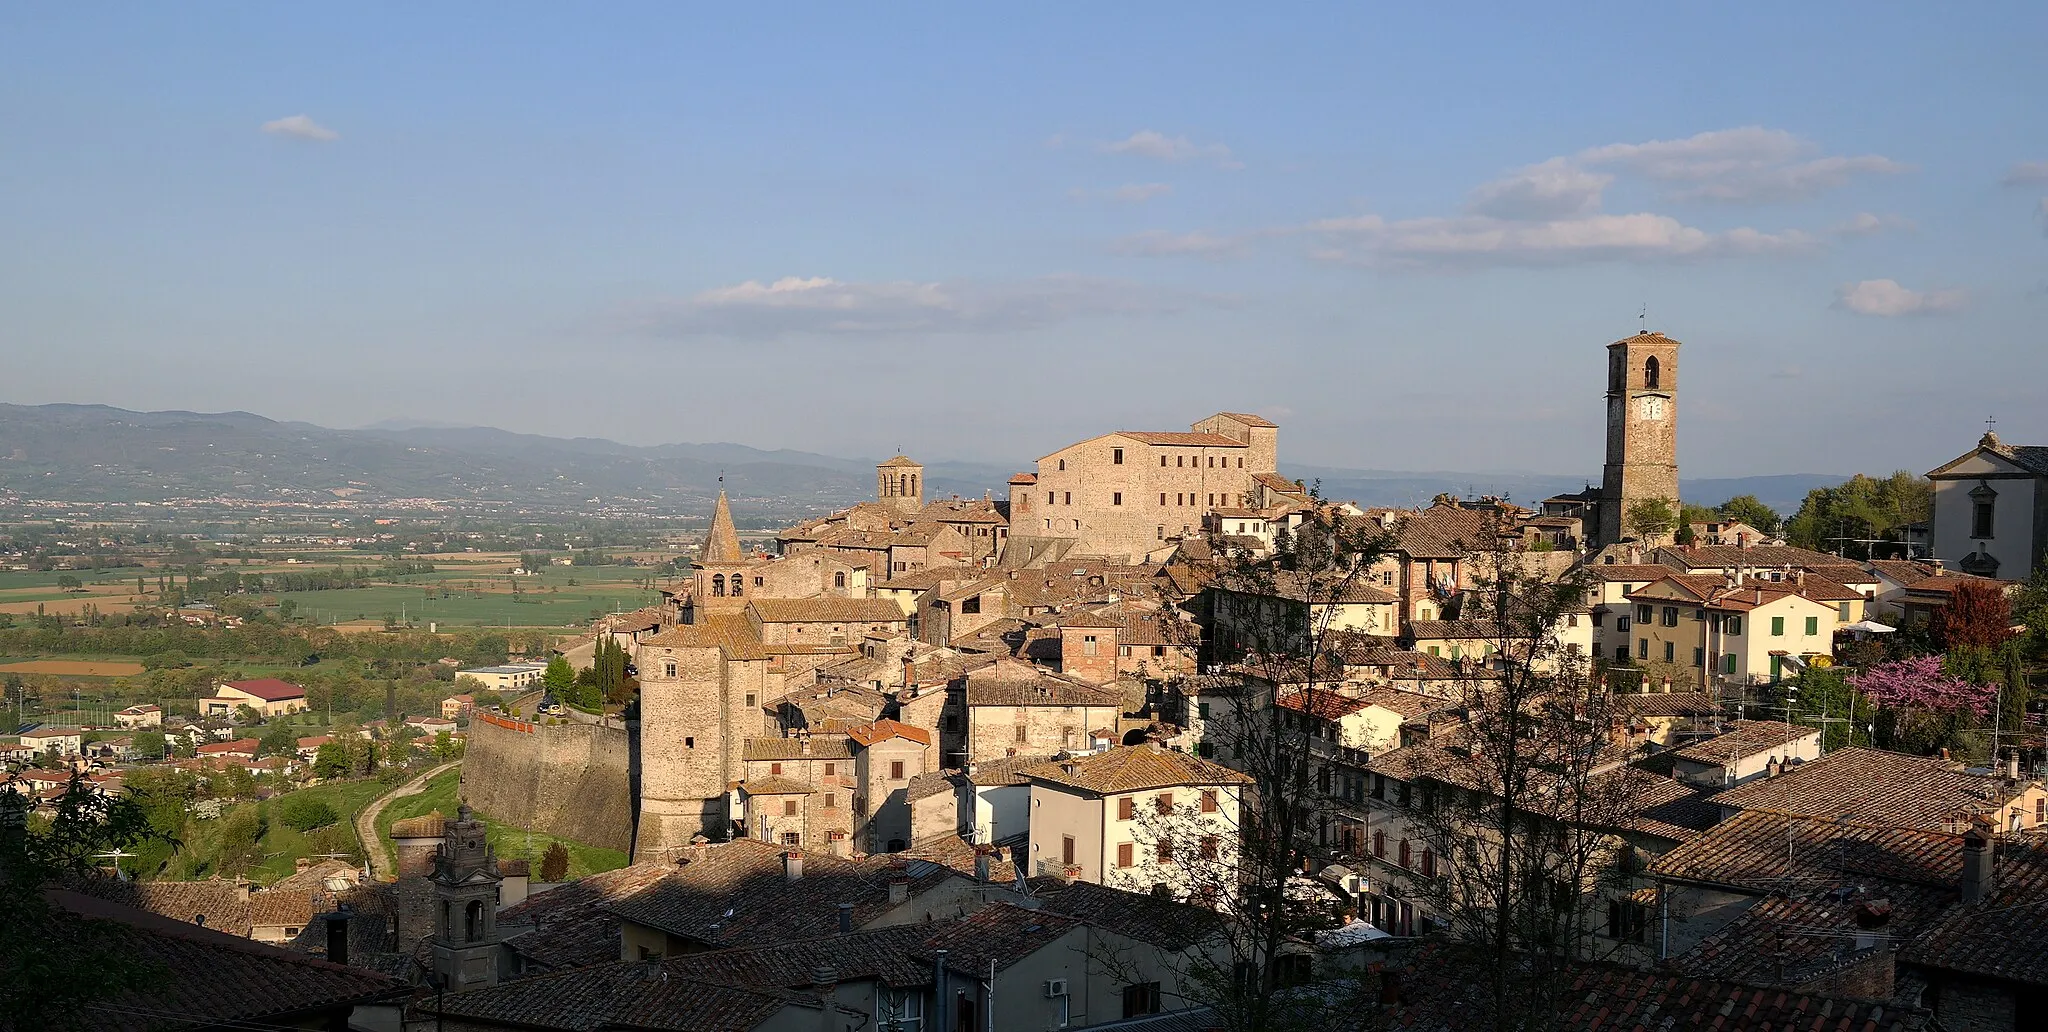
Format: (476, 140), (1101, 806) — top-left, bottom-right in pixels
(458, 711), (634, 854)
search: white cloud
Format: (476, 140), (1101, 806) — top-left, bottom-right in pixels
(1303, 212), (1813, 268)
(1101, 130), (1239, 168)
(260, 114), (339, 141)
(628, 275), (1195, 338)
(1467, 158), (1612, 220)
(1831, 212), (1913, 236)
(1071, 183), (1174, 204)
(1833, 279), (1968, 317)
(1110, 229), (1242, 257)
(1576, 126), (1906, 203)
(2003, 161), (2048, 186)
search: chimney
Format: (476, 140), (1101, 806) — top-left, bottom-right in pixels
(1852, 899), (1892, 952)
(1766, 757), (1783, 779)
(783, 850), (805, 882)
(1961, 823), (1996, 903)
(322, 908), (352, 966)
(812, 963), (840, 1032)
(800, 736), (812, 756)
(836, 902), (854, 934)
(974, 847), (992, 885)
(296, 857), (313, 873)
(2006, 750), (2021, 780)
(888, 872), (911, 905)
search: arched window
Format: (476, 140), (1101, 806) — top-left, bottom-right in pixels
(834, 571), (846, 588)
(909, 474), (917, 496)
(730, 575), (742, 597)
(711, 574), (725, 597)
(465, 899), (485, 942)
(1644, 356), (1661, 389)
(898, 474), (908, 494)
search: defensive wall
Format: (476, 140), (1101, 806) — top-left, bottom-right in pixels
(459, 708), (636, 854)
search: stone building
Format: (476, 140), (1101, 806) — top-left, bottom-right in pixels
(1926, 428), (2048, 580)
(961, 658), (1123, 767)
(1006, 412), (1280, 562)
(1596, 331), (1681, 546)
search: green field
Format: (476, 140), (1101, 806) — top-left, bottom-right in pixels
(378, 766), (628, 880)
(282, 583), (659, 629)
(176, 777), (393, 885)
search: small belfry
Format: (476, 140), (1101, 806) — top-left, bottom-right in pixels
(876, 455), (924, 514)
(1598, 330), (1681, 546)
(429, 803), (504, 992)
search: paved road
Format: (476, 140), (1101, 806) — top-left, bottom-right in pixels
(354, 760), (460, 880)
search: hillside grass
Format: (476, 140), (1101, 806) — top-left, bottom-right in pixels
(175, 777), (394, 885)
(376, 766), (628, 880)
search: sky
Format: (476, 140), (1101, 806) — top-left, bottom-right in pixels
(2, 4), (2044, 478)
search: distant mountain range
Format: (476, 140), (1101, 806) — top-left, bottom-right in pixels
(0, 403), (1843, 520)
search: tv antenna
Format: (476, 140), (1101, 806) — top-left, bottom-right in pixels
(1639, 303), (1648, 334)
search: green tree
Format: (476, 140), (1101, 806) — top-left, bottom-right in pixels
(55, 574), (82, 591)
(276, 796), (338, 832)
(257, 722), (299, 759)
(541, 654), (575, 700)
(312, 740), (352, 780)
(1715, 495), (1782, 536)
(431, 730), (461, 760)
(1623, 496), (1679, 542)
(131, 730), (167, 760)
(215, 803), (267, 876)
(1784, 472), (1931, 556)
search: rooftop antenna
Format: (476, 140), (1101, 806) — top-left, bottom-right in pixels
(1639, 303), (1648, 334)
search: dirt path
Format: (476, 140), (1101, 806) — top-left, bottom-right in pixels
(355, 761), (459, 880)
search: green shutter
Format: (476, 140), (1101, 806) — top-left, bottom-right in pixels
(1805, 616), (1818, 635)
(1771, 616), (1784, 636)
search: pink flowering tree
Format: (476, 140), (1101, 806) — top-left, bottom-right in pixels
(1850, 655), (1997, 716)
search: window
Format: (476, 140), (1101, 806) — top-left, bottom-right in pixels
(1047, 492), (1055, 506)
(961, 595), (981, 615)
(730, 577), (742, 597)
(1236, 457), (1243, 468)
(890, 760), (905, 780)
(1159, 493), (1168, 506)
(1617, 615), (1631, 632)
(783, 800), (798, 816)
(1663, 641), (1674, 663)
(1177, 455), (1185, 467)
(1157, 792), (1174, 814)
(1201, 789), (1218, 813)
(1083, 634), (1099, 656)
(684, 736), (695, 748)
(1644, 355), (1661, 389)
(1726, 616), (1742, 636)
(1063, 491), (1071, 505)
(1771, 616), (1785, 637)
(1372, 831), (1385, 857)
(1112, 492), (1123, 506)
(1015, 725), (1028, 743)
(1592, 610), (1604, 629)
(1113, 448), (1124, 464)
(1637, 604), (1653, 623)
(753, 576), (762, 586)
(1157, 839), (1173, 862)
(1160, 455), (1168, 467)
(834, 571), (846, 588)
(1722, 653), (1737, 675)
(1607, 900), (1647, 943)
(1662, 606), (1679, 627)
(1063, 835), (1076, 864)
(1201, 835), (1220, 860)
(663, 660), (677, 678)
(770, 762), (783, 775)
(1421, 849), (1436, 878)
(1839, 601), (1852, 620)
(1694, 647), (1705, 667)
(1058, 459), (1066, 470)
(1398, 839), (1411, 868)
(1157, 525), (1166, 540)
(781, 831), (801, 846)
(1208, 456), (1215, 468)
(825, 793), (837, 808)
(1117, 843), (1134, 868)
(823, 762), (835, 775)
(1118, 797), (1136, 820)
(1121, 982), (1162, 1018)
(1972, 485), (1997, 538)
(1638, 638), (1649, 660)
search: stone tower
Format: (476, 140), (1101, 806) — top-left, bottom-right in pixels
(692, 489), (753, 615)
(1598, 331), (1681, 546)
(877, 456), (923, 514)
(429, 804), (503, 992)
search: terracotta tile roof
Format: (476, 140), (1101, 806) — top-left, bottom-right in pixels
(1035, 880), (1222, 951)
(62, 877), (254, 937)
(905, 770), (958, 803)
(1116, 431), (1247, 447)
(498, 862), (678, 970)
(1676, 888), (1952, 988)
(1406, 619), (1498, 640)
(1710, 747), (2030, 830)
(641, 613), (769, 660)
(1009, 472), (1037, 485)
(250, 860), (359, 927)
(1613, 692), (1724, 718)
(1619, 771), (1724, 843)
(1581, 563), (1685, 582)
(1653, 544), (1864, 574)
(1868, 559), (1943, 586)
(747, 597), (907, 624)
(390, 811), (445, 839)
(1213, 569), (1399, 604)
(1252, 472), (1302, 493)
(739, 775), (817, 795)
(1668, 720), (1816, 765)
(219, 678), (305, 701)
(670, 923), (936, 990)
(1214, 411), (1276, 427)
(601, 840), (957, 949)
(878, 454), (921, 467)
(1274, 687), (1373, 720)
(846, 718), (931, 748)
(1905, 837), (2048, 986)
(963, 664), (1123, 708)
(420, 960), (804, 1031)
(1022, 743), (1250, 795)
(47, 888), (408, 1030)
(1056, 609), (1123, 629)
(1650, 809), (1967, 891)
(920, 902), (1083, 974)
(963, 753), (1059, 787)
(742, 736), (854, 761)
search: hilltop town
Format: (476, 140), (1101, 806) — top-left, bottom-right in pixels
(9, 330), (2047, 1032)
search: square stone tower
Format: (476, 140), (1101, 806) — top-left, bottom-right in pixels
(1598, 332), (1680, 546)
(430, 804), (504, 992)
(877, 456), (924, 514)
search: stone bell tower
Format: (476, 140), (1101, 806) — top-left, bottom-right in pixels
(1598, 331), (1681, 546)
(877, 456), (924, 514)
(430, 803), (504, 992)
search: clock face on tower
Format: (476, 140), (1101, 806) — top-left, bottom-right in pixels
(1639, 395), (1666, 420)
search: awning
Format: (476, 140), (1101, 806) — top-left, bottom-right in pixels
(1842, 619), (1896, 634)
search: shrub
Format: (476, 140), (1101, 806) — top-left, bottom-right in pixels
(540, 842), (570, 882)
(277, 796), (339, 832)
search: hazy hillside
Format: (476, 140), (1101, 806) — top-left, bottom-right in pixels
(0, 404), (1842, 520)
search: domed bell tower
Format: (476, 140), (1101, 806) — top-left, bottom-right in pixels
(1598, 332), (1680, 546)
(430, 803), (504, 992)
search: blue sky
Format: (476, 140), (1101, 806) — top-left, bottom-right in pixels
(2, 3), (2043, 477)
